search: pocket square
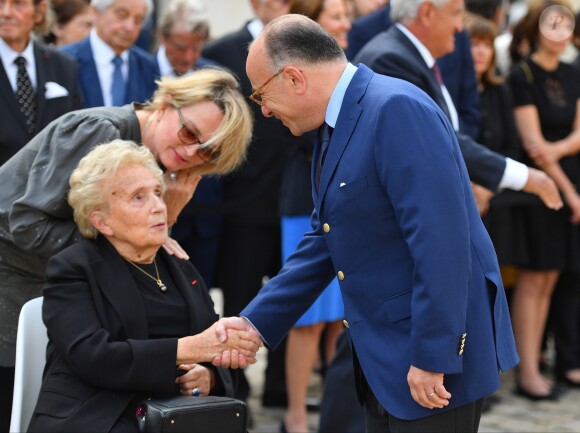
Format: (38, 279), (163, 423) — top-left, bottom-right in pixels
(44, 81), (69, 99)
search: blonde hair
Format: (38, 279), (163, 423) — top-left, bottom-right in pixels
(69, 140), (164, 239)
(144, 68), (254, 177)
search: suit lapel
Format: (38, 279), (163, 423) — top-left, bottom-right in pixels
(0, 55), (29, 133)
(125, 49), (138, 104)
(78, 39), (104, 107)
(392, 28), (451, 119)
(92, 236), (149, 339)
(315, 65), (370, 207)
(33, 43), (48, 128)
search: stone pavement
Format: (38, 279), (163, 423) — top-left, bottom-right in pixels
(244, 348), (580, 433)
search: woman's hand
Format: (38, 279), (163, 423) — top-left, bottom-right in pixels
(176, 364), (214, 397)
(564, 190), (580, 224)
(163, 171), (201, 227)
(176, 318), (263, 367)
(162, 237), (189, 260)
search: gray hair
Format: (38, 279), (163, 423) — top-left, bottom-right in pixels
(159, 0), (209, 38)
(262, 14), (346, 71)
(90, 0), (154, 20)
(390, 0), (451, 23)
(68, 140), (164, 239)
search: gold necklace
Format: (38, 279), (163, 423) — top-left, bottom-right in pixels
(126, 258), (167, 292)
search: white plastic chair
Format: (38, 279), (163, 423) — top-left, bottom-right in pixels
(9, 297), (47, 433)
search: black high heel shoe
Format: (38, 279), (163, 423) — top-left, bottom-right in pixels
(515, 383), (561, 401)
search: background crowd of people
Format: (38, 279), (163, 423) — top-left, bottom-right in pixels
(1, 0), (580, 432)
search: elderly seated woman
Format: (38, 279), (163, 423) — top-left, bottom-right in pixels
(27, 140), (261, 433)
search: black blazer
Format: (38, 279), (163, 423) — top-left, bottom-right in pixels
(202, 25), (308, 226)
(0, 41), (84, 165)
(28, 236), (233, 433)
(354, 26), (507, 191)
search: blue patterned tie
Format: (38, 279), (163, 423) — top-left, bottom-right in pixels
(14, 56), (36, 134)
(315, 123), (333, 191)
(111, 56), (125, 106)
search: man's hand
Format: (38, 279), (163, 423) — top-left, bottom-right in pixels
(177, 318), (262, 369)
(471, 182), (494, 216)
(212, 317), (263, 368)
(522, 168), (563, 210)
(407, 365), (451, 409)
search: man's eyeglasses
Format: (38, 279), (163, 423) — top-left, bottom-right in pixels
(249, 68), (285, 106)
(174, 105), (219, 163)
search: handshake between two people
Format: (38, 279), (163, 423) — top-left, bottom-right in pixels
(177, 317), (264, 369)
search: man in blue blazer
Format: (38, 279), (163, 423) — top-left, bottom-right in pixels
(61, 0), (159, 107)
(230, 13), (519, 431)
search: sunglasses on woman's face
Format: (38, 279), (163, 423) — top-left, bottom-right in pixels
(174, 105), (220, 163)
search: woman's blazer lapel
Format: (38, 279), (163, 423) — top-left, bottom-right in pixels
(91, 236), (149, 339)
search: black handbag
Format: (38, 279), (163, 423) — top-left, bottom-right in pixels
(136, 395), (247, 433)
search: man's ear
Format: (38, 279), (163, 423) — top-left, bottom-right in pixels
(417, 1), (435, 26)
(283, 66), (307, 95)
(90, 210), (113, 237)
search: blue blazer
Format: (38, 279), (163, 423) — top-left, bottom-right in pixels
(354, 26), (506, 191)
(61, 37), (160, 107)
(241, 65), (519, 420)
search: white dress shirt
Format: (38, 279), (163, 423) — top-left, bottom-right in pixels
(89, 29), (129, 107)
(0, 38), (37, 92)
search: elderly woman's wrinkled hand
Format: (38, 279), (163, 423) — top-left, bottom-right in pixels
(176, 363), (214, 397)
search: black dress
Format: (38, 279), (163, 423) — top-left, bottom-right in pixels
(478, 82), (531, 266)
(506, 58), (580, 271)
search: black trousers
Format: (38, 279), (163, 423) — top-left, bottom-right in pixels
(363, 381), (484, 433)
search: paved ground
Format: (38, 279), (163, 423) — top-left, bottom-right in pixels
(209, 289), (580, 433)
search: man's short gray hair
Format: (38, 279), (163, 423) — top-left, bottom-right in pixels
(90, 0), (154, 19)
(262, 14), (346, 71)
(390, 0), (451, 23)
(159, 0), (209, 38)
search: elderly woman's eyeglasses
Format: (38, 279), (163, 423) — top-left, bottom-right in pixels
(174, 106), (219, 163)
(249, 68), (285, 106)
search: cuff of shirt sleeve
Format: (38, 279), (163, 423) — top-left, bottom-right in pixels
(240, 315), (269, 348)
(498, 158), (528, 191)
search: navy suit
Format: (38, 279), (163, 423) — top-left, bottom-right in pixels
(0, 42), (83, 165)
(242, 64), (518, 421)
(61, 37), (159, 107)
(354, 26), (506, 191)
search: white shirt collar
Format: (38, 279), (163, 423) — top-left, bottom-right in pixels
(157, 45), (175, 77)
(325, 62), (358, 128)
(0, 37), (36, 90)
(395, 23), (436, 68)
(247, 19), (264, 40)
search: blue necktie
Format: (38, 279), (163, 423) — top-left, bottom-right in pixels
(315, 123), (333, 191)
(111, 56), (125, 106)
